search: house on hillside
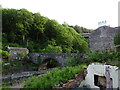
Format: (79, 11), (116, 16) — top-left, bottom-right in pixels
(7, 47), (29, 60)
(89, 26), (120, 52)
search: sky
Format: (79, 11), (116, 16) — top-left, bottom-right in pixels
(0, 0), (120, 29)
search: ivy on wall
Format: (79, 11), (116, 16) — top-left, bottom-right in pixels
(114, 33), (120, 51)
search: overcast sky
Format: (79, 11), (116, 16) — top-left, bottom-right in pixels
(1, 0), (119, 29)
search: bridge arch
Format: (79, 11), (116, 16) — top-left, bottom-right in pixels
(29, 53), (85, 67)
(42, 57), (61, 68)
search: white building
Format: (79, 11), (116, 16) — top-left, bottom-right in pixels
(84, 63), (120, 89)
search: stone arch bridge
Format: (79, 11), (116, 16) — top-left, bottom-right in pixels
(29, 53), (85, 66)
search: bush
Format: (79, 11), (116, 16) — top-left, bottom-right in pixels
(23, 65), (87, 89)
(2, 61), (22, 73)
(114, 33), (120, 51)
(0, 50), (10, 58)
(17, 50), (28, 60)
(114, 33), (120, 45)
(37, 55), (41, 65)
(8, 43), (21, 47)
(40, 45), (62, 53)
(42, 58), (61, 68)
(65, 56), (83, 66)
(85, 51), (120, 67)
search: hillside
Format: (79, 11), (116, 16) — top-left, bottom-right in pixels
(2, 8), (91, 53)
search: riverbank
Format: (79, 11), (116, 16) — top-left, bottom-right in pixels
(2, 68), (55, 88)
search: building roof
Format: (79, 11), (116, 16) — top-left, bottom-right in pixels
(8, 47), (28, 50)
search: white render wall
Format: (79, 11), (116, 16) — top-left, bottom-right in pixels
(85, 63), (119, 88)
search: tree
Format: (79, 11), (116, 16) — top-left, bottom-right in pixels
(72, 25), (93, 33)
(2, 9), (18, 43)
(29, 13), (48, 43)
(73, 25), (83, 33)
(40, 45), (62, 53)
(16, 9), (33, 44)
(2, 8), (89, 53)
(44, 19), (60, 40)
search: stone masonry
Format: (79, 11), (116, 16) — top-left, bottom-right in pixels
(89, 26), (120, 52)
(29, 53), (85, 66)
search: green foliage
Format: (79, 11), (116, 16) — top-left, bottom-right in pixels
(85, 51), (120, 67)
(1, 86), (12, 90)
(43, 58), (61, 68)
(65, 56), (83, 66)
(48, 59), (60, 67)
(2, 61), (22, 68)
(72, 36), (88, 53)
(40, 45), (62, 53)
(2, 61), (22, 74)
(37, 55), (41, 65)
(17, 50), (28, 60)
(0, 50), (10, 58)
(2, 8), (89, 53)
(114, 33), (120, 45)
(23, 65), (87, 89)
(8, 43), (21, 47)
(2, 33), (8, 43)
(2, 59), (37, 74)
(114, 33), (120, 51)
(72, 25), (93, 33)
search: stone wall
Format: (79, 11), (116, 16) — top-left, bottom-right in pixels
(29, 53), (85, 66)
(7, 47), (29, 60)
(89, 26), (120, 52)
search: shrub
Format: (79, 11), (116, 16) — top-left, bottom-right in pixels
(114, 33), (120, 51)
(65, 56), (83, 66)
(114, 33), (120, 45)
(8, 43), (21, 47)
(40, 45), (62, 53)
(23, 65), (87, 89)
(2, 61), (22, 72)
(17, 50), (28, 60)
(44, 58), (61, 68)
(85, 51), (120, 67)
(0, 50), (10, 58)
(37, 55), (41, 65)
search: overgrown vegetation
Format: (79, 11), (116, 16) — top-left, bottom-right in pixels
(114, 33), (120, 45)
(2, 58), (37, 74)
(44, 58), (61, 68)
(37, 55), (41, 65)
(85, 51), (120, 67)
(17, 50), (28, 60)
(70, 25), (93, 33)
(23, 64), (87, 89)
(65, 56), (83, 66)
(2, 61), (22, 74)
(1, 86), (12, 90)
(0, 49), (10, 58)
(114, 33), (120, 51)
(2, 8), (89, 53)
